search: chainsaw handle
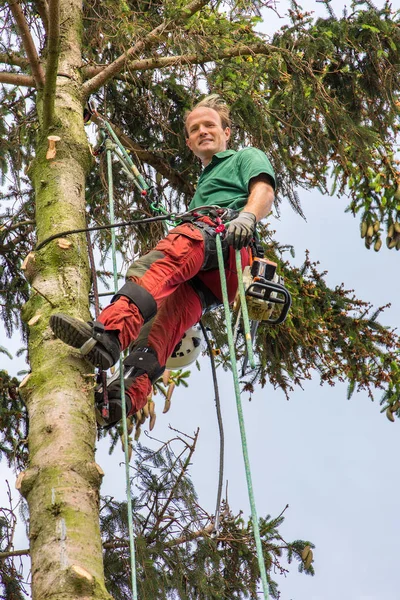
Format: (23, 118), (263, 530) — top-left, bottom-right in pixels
(245, 281), (292, 325)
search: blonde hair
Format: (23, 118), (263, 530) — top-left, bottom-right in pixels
(184, 94), (231, 137)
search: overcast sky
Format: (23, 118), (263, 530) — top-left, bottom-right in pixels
(1, 1), (399, 599)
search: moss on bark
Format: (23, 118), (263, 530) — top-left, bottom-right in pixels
(20, 1), (114, 598)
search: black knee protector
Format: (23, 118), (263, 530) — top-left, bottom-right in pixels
(112, 280), (157, 322)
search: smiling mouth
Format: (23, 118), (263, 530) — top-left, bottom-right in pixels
(199, 139), (213, 145)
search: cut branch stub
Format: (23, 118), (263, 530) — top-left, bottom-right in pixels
(28, 314), (42, 326)
(21, 251), (37, 283)
(57, 238), (72, 249)
(46, 135), (61, 159)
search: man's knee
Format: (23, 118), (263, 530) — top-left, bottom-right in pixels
(126, 250), (165, 280)
(111, 280), (157, 323)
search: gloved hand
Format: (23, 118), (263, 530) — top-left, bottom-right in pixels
(225, 212), (257, 249)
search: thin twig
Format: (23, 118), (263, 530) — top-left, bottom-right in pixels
(31, 285), (56, 308)
(0, 548), (29, 559)
(147, 429), (199, 540)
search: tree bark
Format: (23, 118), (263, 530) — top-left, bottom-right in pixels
(18, 1), (112, 598)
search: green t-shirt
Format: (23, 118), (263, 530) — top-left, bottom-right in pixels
(188, 148), (275, 212)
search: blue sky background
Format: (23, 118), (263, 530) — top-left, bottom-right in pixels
(1, 1), (399, 598)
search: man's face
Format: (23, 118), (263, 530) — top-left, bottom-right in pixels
(185, 107), (230, 166)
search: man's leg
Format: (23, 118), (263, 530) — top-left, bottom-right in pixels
(50, 223), (205, 369)
(97, 246), (250, 426)
(96, 281), (203, 426)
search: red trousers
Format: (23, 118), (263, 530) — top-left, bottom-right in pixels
(98, 222), (249, 414)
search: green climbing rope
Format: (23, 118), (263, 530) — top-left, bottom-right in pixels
(216, 234), (270, 600)
(103, 119), (148, 192)
(106, 141), (138, 600)
(235, 250), (255, 369)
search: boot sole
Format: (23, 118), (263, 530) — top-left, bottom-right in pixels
(50, 314), (115, 370)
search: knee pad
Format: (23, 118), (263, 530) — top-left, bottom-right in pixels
(112, 280), (157, 322)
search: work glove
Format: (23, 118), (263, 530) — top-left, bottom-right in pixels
(225, 212), (257, 250)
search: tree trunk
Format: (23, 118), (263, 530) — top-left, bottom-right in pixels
(18, 1), (112, 598)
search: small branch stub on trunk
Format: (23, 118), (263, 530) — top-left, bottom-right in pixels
(46, 135), (61, 159)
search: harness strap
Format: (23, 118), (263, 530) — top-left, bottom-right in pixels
(189, 276), (221, 313)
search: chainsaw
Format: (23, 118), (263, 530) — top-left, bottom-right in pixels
(234, 255), (292, 375)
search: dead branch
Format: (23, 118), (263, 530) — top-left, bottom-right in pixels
(82, 0), (211, 95)
(83, 42), (272, 80)
(0, 227), (34, 252)
(42, 0), (60, 129)
(0, 71), (35, 86)
(103, 522), (215, 553)
(8, 0), (45, 88)
(0, 548), (29, 560)
(162, 523), (214, 548)
(0, 52), (29, 69)
(0, 220), (35, 233)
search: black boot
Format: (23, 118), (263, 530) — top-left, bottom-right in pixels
(50, 313), (121, 370)
(95, 377), (133, 428)
(94, 346), (164, 428)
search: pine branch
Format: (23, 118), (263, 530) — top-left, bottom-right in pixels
(42, 0), (60, 130)
(0, 71), (35, 86)
(8, 0), (45, 89)
(83, 42), (273, 80)
(0, 220), (35, 233)
(82, 0), (212, 95)
(147, 428), (199, 540)
(103, 523), (215, 552)
(91, 114), (194, 196)
(162, 523), (214, 548)
(102, 540), (129, 550)
(0, 228), (34, 252)
(33, 0), (49, 34)
(0, 548), (29, 559)
(0, 52), (29, 69)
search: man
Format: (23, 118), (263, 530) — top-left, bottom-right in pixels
(50, 94), (275, 426)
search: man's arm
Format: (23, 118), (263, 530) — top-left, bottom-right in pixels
(225, 173), (275, 249)
(243, 173), (275, 222)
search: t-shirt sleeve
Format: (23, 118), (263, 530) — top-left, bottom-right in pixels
(237, 148), (276, 191)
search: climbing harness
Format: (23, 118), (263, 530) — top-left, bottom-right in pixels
(35, 205), (229, 251)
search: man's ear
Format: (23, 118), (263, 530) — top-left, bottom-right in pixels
(186, 137), (192, 150)
(224, 127), (231, 142)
